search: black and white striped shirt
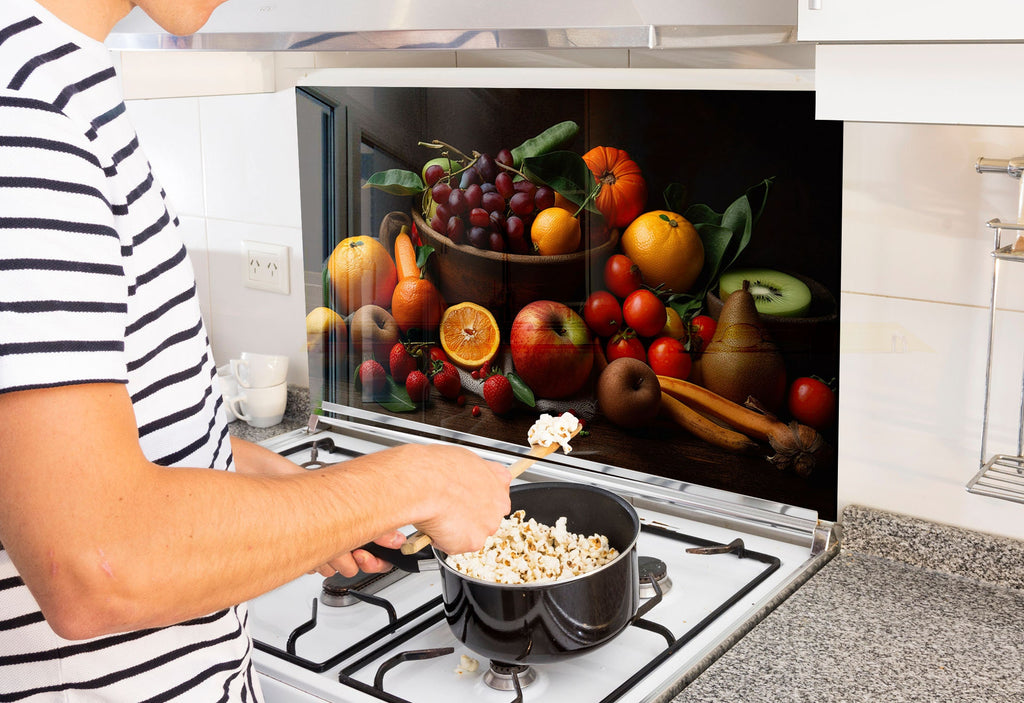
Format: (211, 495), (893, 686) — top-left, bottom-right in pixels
(0, 0), (261, 699)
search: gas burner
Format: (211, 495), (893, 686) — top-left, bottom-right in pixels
(638, 555), (673, 599)
(483, 661), (538, 691)
(320, 568), (407, 607)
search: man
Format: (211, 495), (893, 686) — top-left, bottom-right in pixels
(0, 0), (512, 699)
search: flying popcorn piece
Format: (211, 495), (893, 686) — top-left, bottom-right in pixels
(527, 412), (581, 454)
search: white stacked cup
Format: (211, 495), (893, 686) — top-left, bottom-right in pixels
(225, 352), (289, 428)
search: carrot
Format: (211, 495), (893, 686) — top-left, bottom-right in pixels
(657, 375), (826, 477)
(660, 393), (759, 455)
(394, 227), (419, 280)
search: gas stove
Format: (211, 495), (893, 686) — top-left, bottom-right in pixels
(249, 415), (837, 703)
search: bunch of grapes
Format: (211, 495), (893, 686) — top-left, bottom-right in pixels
(424, 148), (556, 255)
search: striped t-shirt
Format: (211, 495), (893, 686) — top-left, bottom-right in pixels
(0, 0), (262, 699)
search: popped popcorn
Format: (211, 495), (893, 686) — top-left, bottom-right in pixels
(445, 510), (618, 584)
(454, 654), (479, 675)
(527, 412), (580, 454)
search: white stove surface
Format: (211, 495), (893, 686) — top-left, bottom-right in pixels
(249, 423), (830, 703)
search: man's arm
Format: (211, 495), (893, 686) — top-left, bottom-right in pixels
(229, 435), (404, 576)
(0, 383), (510, 640)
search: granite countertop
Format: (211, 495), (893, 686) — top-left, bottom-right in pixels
(672, 505), (1024, 702)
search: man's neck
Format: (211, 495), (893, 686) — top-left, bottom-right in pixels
(34, 0), (134, 41)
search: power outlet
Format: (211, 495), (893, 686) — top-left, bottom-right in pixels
(242, 241), (290, 294)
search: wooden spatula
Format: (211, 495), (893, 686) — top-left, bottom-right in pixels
(399, 428), (581, 555)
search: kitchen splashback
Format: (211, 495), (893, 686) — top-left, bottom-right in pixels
(295, 82), (842, 519)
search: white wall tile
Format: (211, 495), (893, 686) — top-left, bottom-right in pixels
(204, 218), (308, 386)
(841, 122), (1024, 310)
(837, 292), (1024, 540)
(125, 97), (205, 217)
(198, 90), (302, 228)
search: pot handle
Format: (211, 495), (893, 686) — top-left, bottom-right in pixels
(359, 542), (438, 573)
(631, 573), (664, 622)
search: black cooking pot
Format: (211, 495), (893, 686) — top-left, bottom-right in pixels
(364, 482), (649, 664)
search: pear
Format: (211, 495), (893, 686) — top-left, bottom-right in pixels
(700, 280), (787, 412)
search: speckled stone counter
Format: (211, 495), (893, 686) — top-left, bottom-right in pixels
(672, 505), (1024, 702)
(227, 385), (310, 444)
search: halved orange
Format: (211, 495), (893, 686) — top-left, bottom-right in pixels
(439, 302), (500, 369)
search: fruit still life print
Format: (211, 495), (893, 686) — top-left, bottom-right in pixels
(304, 88), (841, 519)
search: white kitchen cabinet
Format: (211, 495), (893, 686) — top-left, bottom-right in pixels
(813, 43), (1024, 126)
(798, 0), (1024, 42)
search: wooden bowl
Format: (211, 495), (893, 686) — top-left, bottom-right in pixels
(410, 209), (619, 325)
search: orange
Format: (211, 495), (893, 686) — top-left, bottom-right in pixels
(391, 276), (445, 333)
(439, 302), (500, 369)
(530, 207), (581, 256)
(620, 210), (704, 294)
(327, 236), (397, 314)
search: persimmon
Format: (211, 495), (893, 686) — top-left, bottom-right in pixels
(582, 146), (648, 229)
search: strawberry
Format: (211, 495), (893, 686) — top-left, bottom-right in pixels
(431, 360), (461, 400)
(483, 373), (514, 415)
(405, 370), (430, 403)
(358, 359), (387, 397)
(388, 342), (417, 384)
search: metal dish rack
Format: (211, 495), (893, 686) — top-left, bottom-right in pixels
(968, 156), (1024, 504)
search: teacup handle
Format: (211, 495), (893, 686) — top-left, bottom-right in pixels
(230, 359), (252, 388)
(225, 394), (251, 422)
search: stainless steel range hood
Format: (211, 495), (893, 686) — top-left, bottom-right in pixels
(107, 0), (797, 52)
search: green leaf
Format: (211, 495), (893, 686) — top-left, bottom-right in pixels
(321, 262), (330, 308)
(521, 151), (600, 215)
(376, 376), (416, 413)
(511, 120), (579, 168)
(668, 296), (705, 323)
(507, 371), (536, 408)
(363, 169), (425, 197)
(415, 244), (435, 272)
(664, 177), (774, 319)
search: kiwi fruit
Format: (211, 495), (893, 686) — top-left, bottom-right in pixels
(718, 268), (812, 318)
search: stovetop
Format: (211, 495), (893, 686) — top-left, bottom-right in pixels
(249, 416), (837, 703)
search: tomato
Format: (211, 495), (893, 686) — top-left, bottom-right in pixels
(622, 289), (666, 338)
(787, 377), (836, 429)
(647, 337), (692, 380)
(603, 254), (643, 299)
(606, 331), (646, 363)
(582, 290), (623, 338)
(427, 345), (449, 364)
(689, 314), (717, 352)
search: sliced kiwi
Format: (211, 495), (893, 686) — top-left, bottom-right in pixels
(718, 268), (812, 318)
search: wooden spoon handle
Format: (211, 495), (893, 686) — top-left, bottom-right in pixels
(398, 439), (571, 555)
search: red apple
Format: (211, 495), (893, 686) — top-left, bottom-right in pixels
(510, 300), (594, 399)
